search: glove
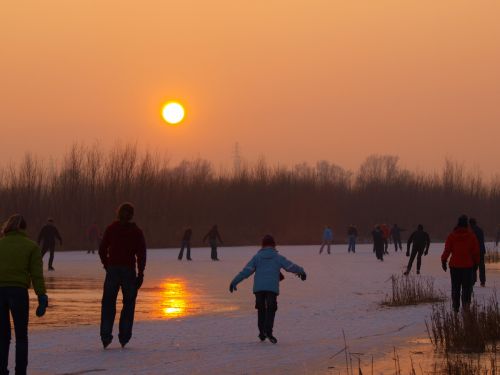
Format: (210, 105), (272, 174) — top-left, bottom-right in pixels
(229, 283), (237, 293)
(136, 274), (144, 290)
(441, 261), (447, 272)
(279, 272), (285, 281)
(406, 251), (410, 257)
(424, 251), (428, 256)
(298, 272), (307, 281)
(36, 294), (48, 317)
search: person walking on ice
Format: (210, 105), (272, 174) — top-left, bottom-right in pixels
(229, 235), (306, 344)
(441, 215), (480, 313)
(203, 225), (223, 261)
(99, 203), (147, 349)
(37, 218), (62, 271)
(319, 225), (333, 255)
(404, 224), (431, 275)
(178, 227), (192, 261)
(347, 225), (357, 253)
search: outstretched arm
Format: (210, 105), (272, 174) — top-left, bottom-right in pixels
(279, 255), (305, 275)
(230, 257), (256, 290)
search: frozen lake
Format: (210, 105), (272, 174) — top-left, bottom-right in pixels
(17, 243), (500, 374)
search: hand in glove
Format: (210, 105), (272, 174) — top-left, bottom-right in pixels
(298, 272), (307, 281)
(229, 282), (237, 293)
(441, 261), (447, 272)
(36, 294), (48, 317)
(136, 274), (144, 290)
(424, 250), (429, 256)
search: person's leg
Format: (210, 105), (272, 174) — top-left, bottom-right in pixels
(118, 268), (137, 346)
(254, 292), (266, 339)
(186, 242), (192, 260)
(0, 288), (11, 375)
(48, 246), (55, 269)
(384, 240), (388, 254)
(9, 288), (29, 375)
(100, 268), (121, 345)
(479, 252), (486, 286)
(178, 242), (185, 260)
(461, 268), (474, 309)
(398, 239), (402, 251)
(450, 268), (461, 312)
(41, 246), (48, 259)
(327, 241), (331, 255)
(393, 238), (398, 252)
(416, 249), (424, 274)
(352, 238), (356, 253)
(405, 248), (418, 274)
(319, 241), (325, 254)
(264, 292), (278, 339)
(213, 245), (219, 260)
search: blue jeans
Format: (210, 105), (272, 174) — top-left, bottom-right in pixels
(0, 287), (29, 375)
(348, 236), (356, 252)
(100, 266), (137, 345)
(178, 240), (191, 260)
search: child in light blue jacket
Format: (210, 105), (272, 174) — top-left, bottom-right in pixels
(229, 235), (306, 344)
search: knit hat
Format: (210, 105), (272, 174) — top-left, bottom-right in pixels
(262, 234), (276, 248)
(457, 215), (468, 228)
(2, 214), (26, 235)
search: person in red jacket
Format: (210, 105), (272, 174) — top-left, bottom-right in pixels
(441, 215), (480, 313)
(99, 202), (147, 349)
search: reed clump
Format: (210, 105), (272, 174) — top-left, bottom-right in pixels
(382, 274), (445, 307)
(485, 248), (500, 264)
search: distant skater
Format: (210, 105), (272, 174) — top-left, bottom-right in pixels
(229, 235), (306, 344)
(380, 224), (390, 254)
(99, 203), (147, 348)
(441, 215), (480, 313)
(391, 224), (404, 252)
(319, 225), (333, 255)
(0, 214), (48, 375)
(38, 218), (63, 271)
(404, 225), (430, 275)
(372, 226), (385, 261)
(347, 225), (358, 253)
(469, 218), (486, 287)
(203, 225), (223, 261)
(496, 225), (500, 247)
(178, 227), (192, 261)
(86, 222), (101, 254)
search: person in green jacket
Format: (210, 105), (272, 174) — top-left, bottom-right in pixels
(0, 214), (48, 375)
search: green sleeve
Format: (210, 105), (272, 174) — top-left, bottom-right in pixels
(30, 245), (46, 295)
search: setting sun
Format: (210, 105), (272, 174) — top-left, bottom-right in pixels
(162, 102), (185, 125)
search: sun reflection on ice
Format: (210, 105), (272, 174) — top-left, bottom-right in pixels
(160, 279), (193, 318)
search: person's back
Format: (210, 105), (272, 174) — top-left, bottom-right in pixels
(372, 229), (384, 247)
(442, 227), (480, 268)
(408, 229), (430, 250)
(182, 228), (192, 242)
(38, 223), (61, 246)
(323, 227), (333, 241)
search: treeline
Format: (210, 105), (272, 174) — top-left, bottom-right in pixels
(0, 143), (499, 250)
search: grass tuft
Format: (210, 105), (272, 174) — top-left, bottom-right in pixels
(382, 274), (445, 307)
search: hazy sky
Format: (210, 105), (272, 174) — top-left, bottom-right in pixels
(1, 1), (499, 174)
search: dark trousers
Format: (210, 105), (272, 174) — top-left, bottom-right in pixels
(178, 240), (191, 260)
(210, 241), (218, 260)
(393, 237), (402, 251)
(473, 252), (486, 285)
(0, 287), (29, 375)
(375, 245), (384, 261)
(383, 239), (389, 254)
(348, 236), (356, 253)
(255, 292), (278, 336)
(406, 248), (425, 272)
(450, 267), (474, 312)
(41, 245), (55, 268)
(100, 266), (137, 345)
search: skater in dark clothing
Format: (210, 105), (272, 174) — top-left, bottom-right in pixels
(391, 224), (404, 252)
(380, 224), (390, 254)
(441, 215), (480, 313)
(37, 218), (62, 271)
(178, 227), (192, 261)
(0, 214), (48, 375)
(496, 225), (500, 247)
(470, 218), (486, 287)
(347, 225), (358, 253)
(99, 202), (147, 349)
(404, 225), (431, 275)
(229, 235), (306, 344)
(203, 225), (223, 261)
(86, 222), (101, 254)
(372, 226), (385, 261)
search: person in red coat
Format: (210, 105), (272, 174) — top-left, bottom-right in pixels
(99, 202), (147, 348)
(441, 215), (480, 313)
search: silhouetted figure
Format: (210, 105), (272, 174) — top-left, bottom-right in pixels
(178, 227), (192, 261)
(203, 225), (223, 261)
(380, 224), (390, 254)
(441, 215), (480, 313)
(404, 225), (430, 275)
(470, 218), (486, 287)
(391, 224), (404, 251)
(347, 225), (358, 253)
(496, 225), (500, 247)
(319, 226), (333, 255)
(372, 226), (385, 261)
(99, 202), (147, 349)
(38, 218), (62, 271)
(0, 214), (48, 375)
(87, 222), (101, 254)
(229, 235), (306, 344)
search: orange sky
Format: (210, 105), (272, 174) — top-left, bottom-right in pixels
(1, 1), (499, 175)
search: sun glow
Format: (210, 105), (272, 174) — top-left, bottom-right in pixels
(162, 102), (185, 125)
(160, 279), (191, 317)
